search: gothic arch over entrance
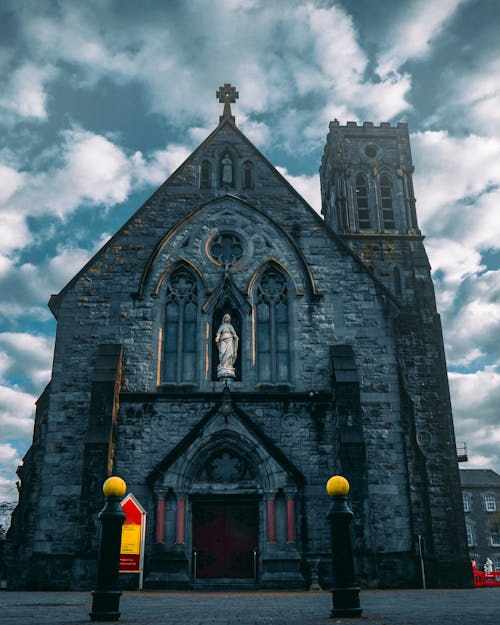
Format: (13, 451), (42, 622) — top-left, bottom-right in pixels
(146, 407), (305, 587)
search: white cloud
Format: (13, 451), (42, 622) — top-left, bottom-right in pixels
(0, 62), (56, 123)
(276, 167), (321, 213)
(0, 385), (35, 438)
(442, 270), (500, 367)
(0, 332), (53, 389)
(11, 1), (412, 155)
(0, 235), (120, 321)
(0, 163), (24, 204)
(412, 131), (500, 230)
(0, 213), (31, 255)
(1, 129), (190, 238)
(0, 443), (17, 464)
(376, 0), (468, 77)
(450, 368), (500, 471)
(131, 145), (192, 187)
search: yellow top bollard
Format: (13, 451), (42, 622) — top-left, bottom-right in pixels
(326, 475), (350, 497)
(102, 476), (127, 498)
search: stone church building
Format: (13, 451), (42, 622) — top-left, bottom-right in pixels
(7, 85), (471, 589)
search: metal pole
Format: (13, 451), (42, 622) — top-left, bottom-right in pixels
(418, 534), (426, 590)
(193, 548), (197, 587)
(253, 547), (258, 583)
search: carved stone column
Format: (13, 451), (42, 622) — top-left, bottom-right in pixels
(155, 494), (165, 544)
(266, 493), (275, 543)
(285, 491), (296, 543)
(175, 494), (186, 544)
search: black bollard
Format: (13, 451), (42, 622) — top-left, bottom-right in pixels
(90, 477), (127, 622)
(326, 475), (362, 618)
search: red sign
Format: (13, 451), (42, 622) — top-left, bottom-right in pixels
(119, 494), (146, 578)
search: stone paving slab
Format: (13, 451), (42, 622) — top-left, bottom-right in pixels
(0, 588), (499, 625)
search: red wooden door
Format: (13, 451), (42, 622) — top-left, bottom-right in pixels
(193, 499), (258, 578)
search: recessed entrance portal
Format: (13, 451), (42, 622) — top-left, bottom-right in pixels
(192, 497), (258, 579)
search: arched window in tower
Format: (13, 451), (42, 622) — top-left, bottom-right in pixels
(243, 161), (253, 190)
(380, 174), (396, 230)
(256, 268), (289, 383)
(200, 160), (211, 189)
(162, 268), (198, 384)
(355, 174), (370, 230)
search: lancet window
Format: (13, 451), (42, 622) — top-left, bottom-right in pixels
(380, 174), (395, 230)
(355, 174), (370, 230)
(243, 161), (253, 190)
(393, 266), (402, 296)
(256, 267), (290, 383)
(162, 268), (198, 384)
(200, 160), (211, 188)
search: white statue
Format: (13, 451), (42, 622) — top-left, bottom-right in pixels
(484, 557), (493, 573)
(222, 155), (233, 184)
(215, 314), (238, 378)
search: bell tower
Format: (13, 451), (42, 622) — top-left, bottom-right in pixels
(319, 120), (427, 304)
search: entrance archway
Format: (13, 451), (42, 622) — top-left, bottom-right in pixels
(192, 496), (258, 579)
(147, 409), (306, 588)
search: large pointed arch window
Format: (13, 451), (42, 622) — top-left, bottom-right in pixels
(162, 268), (198, 384)
(355, 174), (370, 230)
(256, 267), (290, 383)
(380, 174), (395, 230)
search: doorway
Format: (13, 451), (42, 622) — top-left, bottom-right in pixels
(192, 497), (258, 579)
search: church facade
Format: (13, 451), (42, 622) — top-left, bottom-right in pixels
(7, 86), (471, 590)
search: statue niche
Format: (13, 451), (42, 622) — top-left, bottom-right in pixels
(212, 307), (242, 381)
(215, 313), (239, 379)
(220, 153), (234, 187)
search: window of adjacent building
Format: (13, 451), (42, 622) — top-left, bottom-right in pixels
(355, 174), (370, 230)
(200, 160), (211, 188)
(485, 494), (496, 512)
(380, 174), (396, 230)
(491, 521), (500, 546)
(466, 523), (474, 547)
(493, 557), (500, 571)
(463, 495), (470, 512)
(162, 268), (198, 384)
(243, 161), (253, 190)
(256, 267), (289, 384)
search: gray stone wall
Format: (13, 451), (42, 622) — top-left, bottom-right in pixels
(6, 117), (469, 589)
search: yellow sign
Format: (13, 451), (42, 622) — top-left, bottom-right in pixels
(120, 523), (141, 554)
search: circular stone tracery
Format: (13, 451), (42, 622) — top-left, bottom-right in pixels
(208, 232), (244, 267)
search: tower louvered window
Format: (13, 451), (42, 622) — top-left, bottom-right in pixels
(163, 268), (197, 383)
(380, 175), (395, 230)
(355, 174), (370, 230)
(256, 268), (289, 383)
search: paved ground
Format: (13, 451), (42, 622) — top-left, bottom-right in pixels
(0, 588), (499, 625)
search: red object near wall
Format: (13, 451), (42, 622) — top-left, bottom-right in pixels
(472, 561), (500, 587)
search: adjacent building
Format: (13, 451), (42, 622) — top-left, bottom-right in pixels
(460, 469), (500, 571)
(6, 86), (471, 590)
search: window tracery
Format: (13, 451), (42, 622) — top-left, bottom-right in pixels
(243, 161), (253, 190)
(256, 268), (290, 383)
(380, 174), (395, 230)
(355, 174), (370, 230)
(200, 160), (211, 189)
(162, 268), (198, 384)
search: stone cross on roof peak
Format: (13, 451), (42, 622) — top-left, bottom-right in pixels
(216, 83), (239, 123)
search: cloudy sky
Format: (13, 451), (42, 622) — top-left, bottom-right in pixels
(0, 0), (499, 504)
